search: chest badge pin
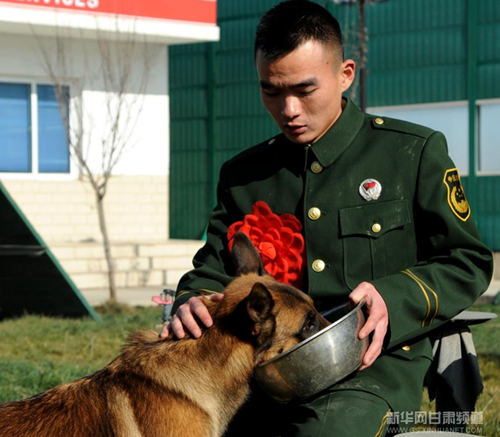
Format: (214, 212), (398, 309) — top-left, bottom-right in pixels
(359, 178), (382, 201)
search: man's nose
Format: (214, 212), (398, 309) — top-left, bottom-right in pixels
(281, 96), (301, 119)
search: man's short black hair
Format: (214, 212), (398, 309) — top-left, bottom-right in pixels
(255, 0), (344, 62)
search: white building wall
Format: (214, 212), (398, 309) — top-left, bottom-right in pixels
(0, 31), (171, 242)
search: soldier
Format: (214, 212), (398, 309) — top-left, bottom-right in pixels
(162, 1), (493, 436)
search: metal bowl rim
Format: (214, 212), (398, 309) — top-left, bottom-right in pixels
(257, 299), (366, 368)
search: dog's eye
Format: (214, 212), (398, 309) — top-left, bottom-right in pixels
(302, 321), (317, 332)
(298, 311), (319, 337)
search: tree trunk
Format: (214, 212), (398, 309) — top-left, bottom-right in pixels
(96, 193), (117, 301)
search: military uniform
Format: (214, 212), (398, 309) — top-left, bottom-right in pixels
(173, 98), (493, 436)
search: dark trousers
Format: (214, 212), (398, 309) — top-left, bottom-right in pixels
(225, 386), (401, 437)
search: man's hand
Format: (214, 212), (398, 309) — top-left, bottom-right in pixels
(349, 282), (389, 370)
(160, 293), (224, 339)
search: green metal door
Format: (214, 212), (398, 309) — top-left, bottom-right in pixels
(169, 0), (500, 250)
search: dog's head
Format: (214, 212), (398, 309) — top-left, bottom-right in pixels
(215, 232), (328, 364)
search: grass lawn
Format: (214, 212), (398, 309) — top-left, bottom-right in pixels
(0, 302), (499, 436)
(0, 303), (163, 402)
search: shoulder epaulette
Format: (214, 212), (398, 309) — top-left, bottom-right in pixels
(368, 115), (435, 140)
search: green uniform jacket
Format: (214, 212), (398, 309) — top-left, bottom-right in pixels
(174, 99), (493, 414)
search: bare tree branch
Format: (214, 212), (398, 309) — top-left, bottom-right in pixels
(33, 19), (159, 301)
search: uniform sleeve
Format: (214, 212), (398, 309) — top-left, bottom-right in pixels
(172, 162), (237, 312)
(371, 131), (493, 350)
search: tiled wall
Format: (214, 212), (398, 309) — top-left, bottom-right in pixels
(3, 176), (168, 243)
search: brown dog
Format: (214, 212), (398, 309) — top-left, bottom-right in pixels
(0, 232), (327, 437)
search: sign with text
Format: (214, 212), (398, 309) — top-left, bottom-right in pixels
(0, 0), (217, 24)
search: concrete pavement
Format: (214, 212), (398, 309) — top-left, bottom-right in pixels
(477, 279), (500, 304)
(81, 285), (177, 308)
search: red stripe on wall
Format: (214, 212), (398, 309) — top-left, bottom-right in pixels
(0, 0), (217, 25)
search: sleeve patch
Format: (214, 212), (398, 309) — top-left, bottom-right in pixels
(443, 168), (470, 222)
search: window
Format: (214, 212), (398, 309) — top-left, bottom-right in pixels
(0, 83), (31, 172)
(478, 102), (500, 173)
(368, 103), (469, 175)
(0, 82), (69, 174)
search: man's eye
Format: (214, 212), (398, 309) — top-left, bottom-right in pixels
(299, 89), (316, 96)
(262, 90), (279, 97)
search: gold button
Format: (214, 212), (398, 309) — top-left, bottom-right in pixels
(402, 344), (411, 352)
(312, 259), (325, 272)
(311, 161), (323, 173)
(374, 117), (384, 125)
(372, 223), (382, 233)
(308, 207), (321, 220)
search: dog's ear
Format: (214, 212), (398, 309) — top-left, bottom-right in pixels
(232, 232), (266, 276)
(245, 282), (275, 337)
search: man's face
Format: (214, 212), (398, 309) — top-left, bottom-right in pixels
(256, 40), (355, 145)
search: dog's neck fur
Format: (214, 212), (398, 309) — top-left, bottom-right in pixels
(111, 291), (262, 437)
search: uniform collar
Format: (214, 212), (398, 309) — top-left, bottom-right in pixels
(309, 98), (365, 168)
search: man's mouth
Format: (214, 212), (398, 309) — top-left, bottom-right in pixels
(284, 124), (307, 135)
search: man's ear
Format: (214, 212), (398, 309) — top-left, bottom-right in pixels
(232, 232), (266, 276)
(340, 58), (356, 93)
(245, 282), (275, 337)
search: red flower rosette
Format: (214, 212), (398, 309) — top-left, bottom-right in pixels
(227, 201), (305, 288)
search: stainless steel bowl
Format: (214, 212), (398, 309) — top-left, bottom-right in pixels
(254, 300), (369, 403)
